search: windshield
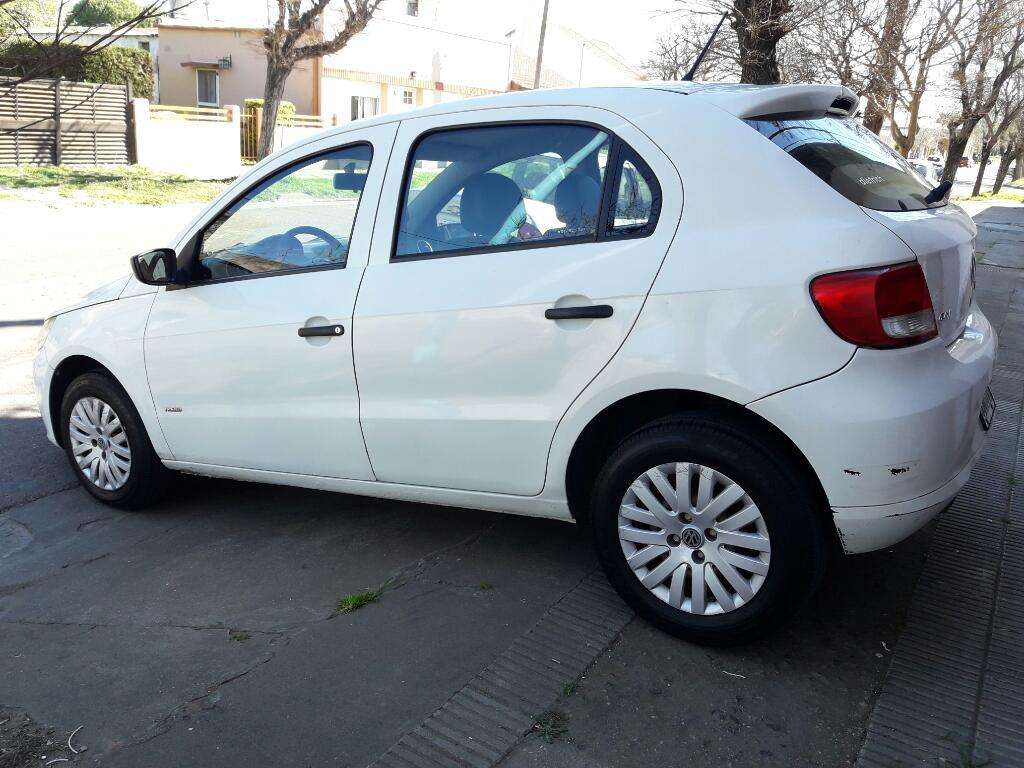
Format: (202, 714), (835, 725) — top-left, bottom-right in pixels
(745, 115), (940, 212)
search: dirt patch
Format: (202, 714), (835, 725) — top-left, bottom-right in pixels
(0, 709), (77, 768)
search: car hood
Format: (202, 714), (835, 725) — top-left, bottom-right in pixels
(52, 274), (132, 317)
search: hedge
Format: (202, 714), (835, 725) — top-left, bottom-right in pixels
(68, 0), (147, 27)
(0, 41), (154, 99)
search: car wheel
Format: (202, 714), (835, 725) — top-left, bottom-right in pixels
(589, 413), (827, 646)
(60, 372), (169, 510)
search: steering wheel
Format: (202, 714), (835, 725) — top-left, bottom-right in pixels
(283, 225), (343, 251)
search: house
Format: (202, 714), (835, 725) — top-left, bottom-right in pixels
(154, 0), (641, 122)
(157, 18), (315, 112)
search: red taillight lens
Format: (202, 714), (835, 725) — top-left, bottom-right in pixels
(810, 262), (937, 349)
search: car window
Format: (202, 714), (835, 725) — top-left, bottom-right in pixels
(395, 123), (611, 259)
(610, 155), (657, 233)
(196, 144), (372, 282)
(744, 116), (937, 212)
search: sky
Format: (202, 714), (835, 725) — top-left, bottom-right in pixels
(516, 0), (673, 67)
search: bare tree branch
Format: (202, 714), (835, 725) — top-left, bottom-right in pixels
(256, 0), (382, 160)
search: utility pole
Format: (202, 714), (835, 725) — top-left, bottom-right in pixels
(533, 0), (550, 89)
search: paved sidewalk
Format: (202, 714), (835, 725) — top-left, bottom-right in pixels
(858, 202), (1024, 767)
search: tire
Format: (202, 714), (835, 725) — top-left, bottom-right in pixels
(60, 372), (169, 510)
(589, 413), (827, 646)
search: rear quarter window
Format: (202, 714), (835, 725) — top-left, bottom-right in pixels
(745, 116), (938, 213)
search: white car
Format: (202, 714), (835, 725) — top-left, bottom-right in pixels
(35, 83), (996, 644)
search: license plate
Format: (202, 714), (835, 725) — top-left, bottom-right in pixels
(980, 387), (996, 431)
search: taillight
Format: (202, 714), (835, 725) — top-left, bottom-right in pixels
(810, 262), (937, 348)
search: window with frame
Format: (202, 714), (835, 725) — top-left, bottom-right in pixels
(194, 144), (372, 282)
(609, 149), (659, 234)
(401, 89), (414, 106)
(196, 69), (218, 106)
(351, 95), (379, 121)
(395, 123), (615, 259)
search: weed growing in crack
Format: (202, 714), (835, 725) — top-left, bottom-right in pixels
(478, 581), (494, 591)
(562, 680), (577, 697)
(336, 588), (383, 615)
(532, 710), (569, 744)
(939, 733), (991, 767)
(229, 629), (252, 642)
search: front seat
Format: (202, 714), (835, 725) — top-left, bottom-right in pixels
(460, 172), (525, 244)
(553, 174), (602, 236)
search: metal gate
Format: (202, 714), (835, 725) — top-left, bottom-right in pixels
(0, 76), (132, 166)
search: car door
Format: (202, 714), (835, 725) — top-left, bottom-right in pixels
(145, 126), (395, 478)
(353, 106), (681, 495)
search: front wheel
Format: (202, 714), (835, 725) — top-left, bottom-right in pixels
(61, 372), (169, 509)
(589, 413), (827, 646)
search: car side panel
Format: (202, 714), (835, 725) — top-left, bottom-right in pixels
(40, 293), (170, 458)
(539, 91), (909, 503)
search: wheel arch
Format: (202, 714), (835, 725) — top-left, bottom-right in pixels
(48, 354), (118, 447)
(563, 388), (829, 526)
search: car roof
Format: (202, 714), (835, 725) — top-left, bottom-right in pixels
(314, 82), (861, 138)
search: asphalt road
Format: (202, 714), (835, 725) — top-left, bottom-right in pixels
(0, 197), (938, 767)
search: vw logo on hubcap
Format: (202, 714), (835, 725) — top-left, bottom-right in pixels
(681, 527), (705, 549)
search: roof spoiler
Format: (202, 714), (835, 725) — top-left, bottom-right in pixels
(690, 84), (861, 120)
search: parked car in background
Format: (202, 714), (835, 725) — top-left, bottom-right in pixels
(960, 156), (972, 168)
(35, 83), (996, 645)
(911, 161), (942, 185)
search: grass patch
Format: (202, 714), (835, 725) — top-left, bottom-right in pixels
(335, 588), (383, 615)
(253, 174), (360, 203)
(0, 165), (233, 205)
(228, 629), (252, 642)
(953, 190), (1024, 203)
(532, 710), (569, 744)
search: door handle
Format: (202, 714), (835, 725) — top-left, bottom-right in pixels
(544, 305), (613, 320)
(298, 324), (344, 337)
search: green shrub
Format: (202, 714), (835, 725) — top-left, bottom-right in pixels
(68, 0), (144, 26)
(244, 97), (296, 121)
(0, 41), (154, 99)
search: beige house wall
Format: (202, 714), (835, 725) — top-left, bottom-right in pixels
(157, 24), (315, 113)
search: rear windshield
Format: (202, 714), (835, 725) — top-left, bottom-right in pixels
(745, 115), (939, 212)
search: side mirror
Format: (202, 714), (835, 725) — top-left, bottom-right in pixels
(130, 248), (179, 286)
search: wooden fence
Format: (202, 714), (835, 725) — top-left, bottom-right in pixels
(0, 77), (132, 166)
(240, 108), (326, 162)
(150, 104), (232, 122)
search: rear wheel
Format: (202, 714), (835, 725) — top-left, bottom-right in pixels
(61, 372), (169, 509)
(589, 413), (826, 645)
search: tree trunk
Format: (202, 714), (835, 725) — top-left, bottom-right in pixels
(257, 61), (290, 161)
(1014, 146), (1024, 182)
(941, 125), (974, 184)
(993, 143), (1016, 193)
(972, 142), (993, 196)
(863, 0), (910, 134)
(732, 0), (788, 85)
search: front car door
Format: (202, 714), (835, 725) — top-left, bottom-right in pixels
(145, 125), (395, 479)
(353, 106), (681, 495)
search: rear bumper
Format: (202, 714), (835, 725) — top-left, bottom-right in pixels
(750, 303), (996, 553)
(831, 441), (981, 553)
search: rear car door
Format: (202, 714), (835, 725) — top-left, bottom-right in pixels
(353, 106), (681, 495)
(145, 126), (395, 478)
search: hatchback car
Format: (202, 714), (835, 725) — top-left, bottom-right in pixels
(35, 83), (996, 644)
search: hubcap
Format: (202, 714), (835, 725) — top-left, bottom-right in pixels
(618, 462), (771, 616)
(68, 396), (131, 491)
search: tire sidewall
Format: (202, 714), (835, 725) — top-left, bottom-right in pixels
(61, 373), (153, 506)
(590, 418), (823, 644)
